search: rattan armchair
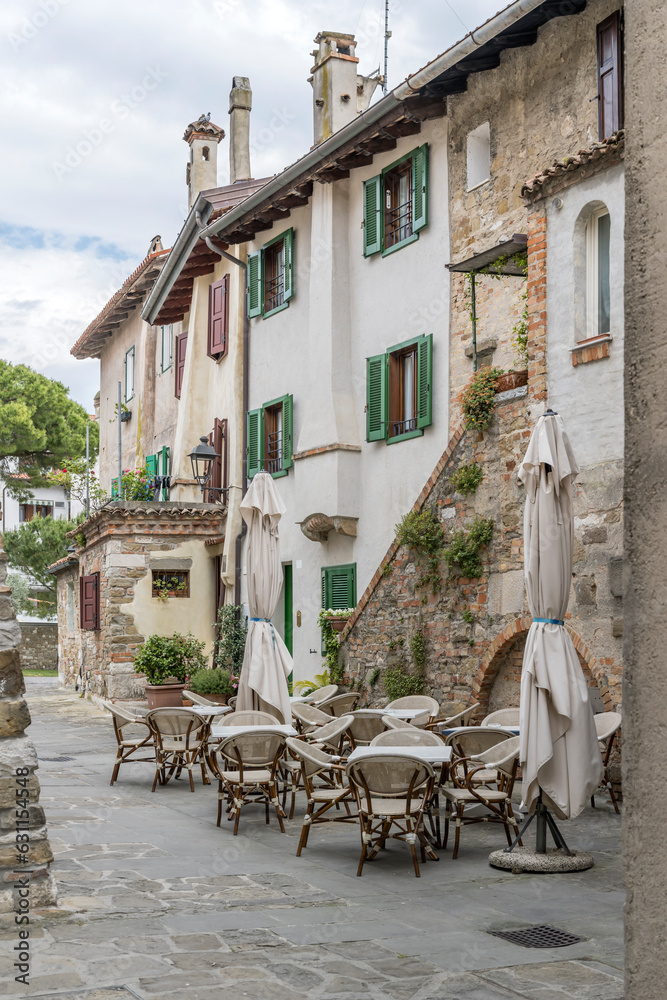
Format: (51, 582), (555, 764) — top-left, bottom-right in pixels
(347, 713), (388, 747)
(187, 691), (217, 707)
(286, 738), (356, 855)
(218, 710), (281, 726)
(318, 692), (360, 717)
(386, 695), (440, 723)
(442, 736), (521, 858)
(346, 753), (437, 877)
(146, 708), (209, 793)
(372, 728), (446, 845)
(281, 715), (354, 819)
(309, 685), (340, 705)
(208, 729), (287, 835)
(382, 715), (427, 732)
(102, 701), (156, 786)
(426, 702), (481, 731)
(481, 708), (520, 727)
(591, 711), (622, 813)
(291, 703), (332, 734)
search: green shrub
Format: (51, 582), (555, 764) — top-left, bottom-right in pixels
(462, 367), (504, 431)
(444, 517), (494, 578)
(188, 667), (234, 696)
(293, 670), (331, 696)
(395, 507), (445, 592)
(214, 605), (247, 673)
(450, 462), (484, 496)
(134, 632), (207, 685)
(384, 665), (426, 701)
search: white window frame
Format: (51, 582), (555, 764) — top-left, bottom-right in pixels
(585, 207), (611, 339)
(161, 325), (173, 372)
(466, 122), (491, 191)
(125, 346), (135, 401)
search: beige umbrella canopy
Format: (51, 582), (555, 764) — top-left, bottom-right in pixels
(518, 412), (602, 821)
(236, 472), (292, 724)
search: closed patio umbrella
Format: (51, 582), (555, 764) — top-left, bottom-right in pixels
(518, 411), (602, 831)
(236, 472), (292, 724)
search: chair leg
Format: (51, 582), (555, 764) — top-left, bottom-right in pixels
(506, 803), (522, 847)
(452, 804), (463, 859)
(217, 782), (224, 827)
(407, 822), (421, 877)
(187, 758), (195, 793)
(357, 818), (370, 877)
(151, 760), (161, 793)
(296, 812), (311, 856)
(110, 749), (122, 786)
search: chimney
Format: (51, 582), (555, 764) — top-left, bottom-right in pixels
(183, 114), (225, 210)
(308, 31), (381, 146)
(229, 77), (252, 184)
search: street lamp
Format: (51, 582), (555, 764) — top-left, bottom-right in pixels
(188, 435), (225, 501)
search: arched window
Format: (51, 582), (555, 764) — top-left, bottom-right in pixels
(202, 145), (210, 161)
(585, 207), (611, 337)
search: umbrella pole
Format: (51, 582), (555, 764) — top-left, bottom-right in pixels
(536, 794), (548, 853)
(504, 790), (573, 856)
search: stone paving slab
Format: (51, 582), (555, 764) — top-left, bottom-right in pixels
(0, 683), (625, 1000)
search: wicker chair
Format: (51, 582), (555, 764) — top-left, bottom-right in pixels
(427, 702), (481, 731)
(481, 708), (520, 727)
(187, 692), (217, 707)
(445, 727), (512, 786)
(208, 730), (286, 835)
(218, 710), (281, 726)
(227, 696), (238, 710)
(309, 685), (340, 705)
(386, 696), (440, 723)
(382, 715), (428, 732)
(281, 715), (354, 819)
(442, 736), (522, 858)
(102, 701), (156, 786)
(318, 692), (360, 717)
(286, 738), (356, 855)
(372, 728), (446, 845)
(347, 713), (388, 747)
(291, 703), (331, 734)
(146, 708), (209, 793)
(346, 754), (437, 877)
(591, 711), (622, 813)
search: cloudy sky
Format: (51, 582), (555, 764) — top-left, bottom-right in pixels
(1, 0), (497, 411)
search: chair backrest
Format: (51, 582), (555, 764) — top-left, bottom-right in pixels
(371, 729), (443, 747)
(291, 704), (331, 730)
(481, 708), (520, 727)
(309, 685), (339, 705)
(318, 692), (360, 717)
(227, 695), (238, 710)
(146, 708), (206, 740)
(218, 729), (286, 772)
(102, 700), (141, 726)
(385, 695), (440, 718)
(285, 737), (337, 785)
(187, 692), (216, 707)
(347, 754), (434, 812)
(219, 710), (281, 727)
(447, 728), (511, 758)
(348, 713), (387, 745)
(471, 735), (520, 775)
(442, 703), (480, 727)
(382, 716), (421, 731)
(308, 715), (353, 751)
(593, 711), (622, 741)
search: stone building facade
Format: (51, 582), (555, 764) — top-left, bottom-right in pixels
(18, 623), (58, 672)
(50, 502), (224, 700)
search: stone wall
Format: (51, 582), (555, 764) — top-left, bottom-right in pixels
(18, 623), (58, 672)
(340, 385), (621, 714)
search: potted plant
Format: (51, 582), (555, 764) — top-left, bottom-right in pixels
(318, 607), (355, 634)
(133, 632), (207, 709)
(187, 667), (236, 705)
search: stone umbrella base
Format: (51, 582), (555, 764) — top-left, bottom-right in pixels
(489, 846), (594, 873)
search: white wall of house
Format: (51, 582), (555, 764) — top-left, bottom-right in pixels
(545, 162), (625, 467)
(244, 121), (450, 681)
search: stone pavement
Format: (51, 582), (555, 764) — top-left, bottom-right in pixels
(0, 681), (624, 999)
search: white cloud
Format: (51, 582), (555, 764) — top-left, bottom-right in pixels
(0, 0), (496, 408)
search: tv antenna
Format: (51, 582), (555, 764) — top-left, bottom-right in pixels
(383, 0), (391, 94)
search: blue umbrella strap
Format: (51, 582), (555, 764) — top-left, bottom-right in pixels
(251, 617), (276, 648)
(532, 617), (565, 626)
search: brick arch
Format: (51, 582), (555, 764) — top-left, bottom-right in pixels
(471, 616), (613, 715)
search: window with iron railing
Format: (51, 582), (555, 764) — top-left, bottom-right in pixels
(384, 159), (413, 249)
(367, 335), (433, 444)
(363, 145), (428, 258)
(248, 229), (294, 319)
(247, 394), (293, 479)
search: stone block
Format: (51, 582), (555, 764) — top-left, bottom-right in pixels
(583, 525), (608, 544)
(107, 554), (146, 567)
(500, 570), (525, 615)
(609, 557), (624, 598)
(0, 650), (24, 698)
(574, 576), (596, 606)
(0, 699), (31, 737)
(0, 773), (39, 809)
(612, 618), (623, 638)
(0, 735), (37, 774)
(0, 803), (44, 830)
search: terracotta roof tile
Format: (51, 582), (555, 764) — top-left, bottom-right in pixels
(522, 130), (624, 200)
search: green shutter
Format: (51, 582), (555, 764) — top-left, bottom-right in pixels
(283, 229), (294, 303)
(248, 250), (263, 318)
(412, 144), (429, 234)
(363, 174), (382, 256)
(145, 454), (157, 476)
(366, 353), (387, 441)
(282, 393), (294, 470)
(322, 564), (357, 610)
(417, 334), (433, 429)
(247, 407), (263, 479)
(111, 477), (120, 499)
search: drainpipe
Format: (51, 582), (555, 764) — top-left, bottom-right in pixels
(195, 212), (249, 607)
(470, 273), (478, 372)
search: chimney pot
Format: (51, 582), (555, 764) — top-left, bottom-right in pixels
(229, 77), (252, 184)
(309, 30), (381, 145)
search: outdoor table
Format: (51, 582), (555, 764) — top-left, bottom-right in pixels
(189, 705), (233, 718)
(354, 708), (427, 720)
(347, 745), (453, 765)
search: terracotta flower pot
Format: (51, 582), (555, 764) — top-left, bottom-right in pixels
(495, 370), (528, 394)
(326, 616), (349, 634)
(144, 683), (186, 710)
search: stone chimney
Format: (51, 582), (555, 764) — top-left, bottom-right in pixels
(309, 31), (382, 146)
(183, 114), (225, 210)
(229, 77), (252, 184)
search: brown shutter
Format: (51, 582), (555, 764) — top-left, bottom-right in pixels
(597, 11), (623, 139)
(174, 331), (188, 398)
(204, 418), (227, 502)
(79, 573), (100, 630)
(207, 276), (229, 360)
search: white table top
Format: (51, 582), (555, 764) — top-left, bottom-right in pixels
(354, 708), (427, 720)
(210, 724), (297, 739)
(347, 745), (453, 764)
(190, 705), (233, 717)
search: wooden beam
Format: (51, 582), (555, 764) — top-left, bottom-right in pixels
(255, 206), (291, 222)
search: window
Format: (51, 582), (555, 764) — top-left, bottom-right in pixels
(174, 331), (188, 398)
(207, 276), (229, 360)
(54, 501), (65, 508)
(145, 446), (171, 500)
(366, 334), (433, 443)
(80, 572), (100, 630)
(363, 145), (428, 257)
(247, 395), (293, 479)
(66, 580), (75, 632)
(111, 477), (120, 499)
(597, 11), (623, 139)
(321, 564), (356, 611)
(152, 570), (190, 599)
(19, 502), (52, 522)
(124, 346), (135, 402)
(467, 123), (491, 190)
(248, 228), (294, 319)
(161, 324), (173, 372)
(586, 208), (611, 337)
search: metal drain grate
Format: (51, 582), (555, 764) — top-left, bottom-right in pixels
(488, 924), (585, 949)
(38, 755), (74, 762)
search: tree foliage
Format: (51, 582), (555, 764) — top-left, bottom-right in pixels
(0, 361), (98, 500)
(5, 516), (79, 610)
